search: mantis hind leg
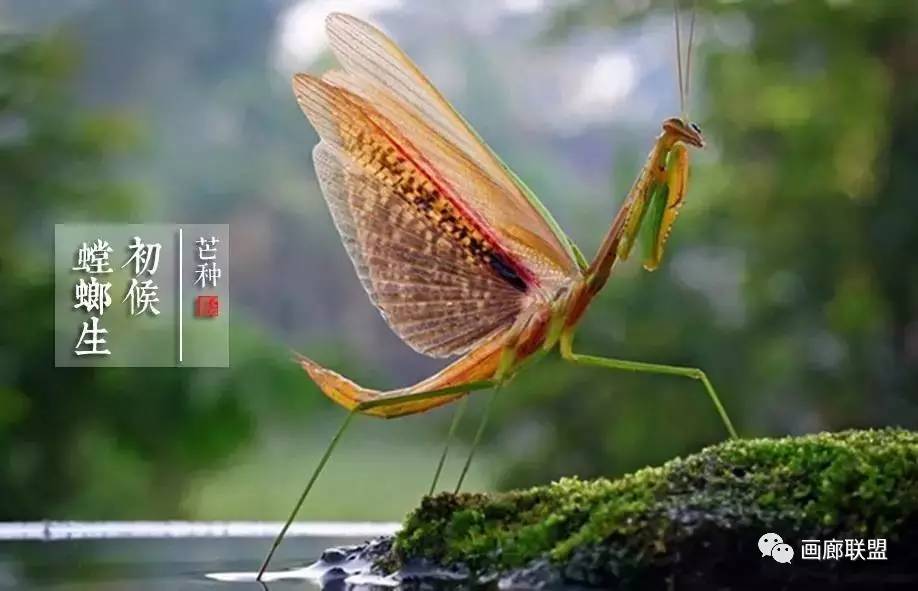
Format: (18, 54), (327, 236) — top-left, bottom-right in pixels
(428, 396), (468, 495)
(255, 379), (495, 581)
(560, 332), (738, 439)
(255, 410), (355, 581)
(451, 344), (550, 493)
(453, 382), (504, 493)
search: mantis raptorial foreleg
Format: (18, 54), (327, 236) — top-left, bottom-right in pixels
(559, 332), (738, 439)
(256, 378), (496, 581)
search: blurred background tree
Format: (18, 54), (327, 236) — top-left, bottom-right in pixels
(480, 0), (918, 489)
(0, 0), (915, 520)
(0, 34), (302, 519)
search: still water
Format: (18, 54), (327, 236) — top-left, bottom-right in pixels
(0, 522), (399, 590)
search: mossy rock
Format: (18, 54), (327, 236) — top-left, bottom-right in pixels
(383, 428), (918, 589)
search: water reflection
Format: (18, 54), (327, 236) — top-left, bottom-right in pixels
(0, 521), (398, 590)
(208, 543), (399, 589)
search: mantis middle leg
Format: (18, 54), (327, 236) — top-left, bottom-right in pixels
(559, 331), (738, 439)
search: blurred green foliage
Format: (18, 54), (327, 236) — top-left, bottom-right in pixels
(477, 0), (918, 489)
(0, 35), (303, 519)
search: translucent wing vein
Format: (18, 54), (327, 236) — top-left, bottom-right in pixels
(323, 13), (580, 292)
(313, 143), (525, 357)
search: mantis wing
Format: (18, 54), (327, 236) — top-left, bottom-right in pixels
(296, 76), (529, 357)
(323, 13), (582, 292)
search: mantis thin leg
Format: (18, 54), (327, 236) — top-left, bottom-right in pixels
(255, 379), (495, 581)
(454, 382), (504, 493)
(429, 396), (468, 495)
(560, 334), (738, 439)
(450, 344), (550, 493)
(256, 410), (355, 581)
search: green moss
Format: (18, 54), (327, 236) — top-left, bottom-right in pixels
(391, 428), (918, 582)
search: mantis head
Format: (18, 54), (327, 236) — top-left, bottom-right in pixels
(662, 117), (705, 148)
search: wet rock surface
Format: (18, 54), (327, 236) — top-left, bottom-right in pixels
(313, 429), (918, 589)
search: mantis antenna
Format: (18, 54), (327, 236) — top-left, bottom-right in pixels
(673, 0), (698, 119)
(684, 0), (697, 113)
(674, 0), (685, 118)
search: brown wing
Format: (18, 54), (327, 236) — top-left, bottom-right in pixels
(322, 13), (581, 295)
(297, 75), (532, 357)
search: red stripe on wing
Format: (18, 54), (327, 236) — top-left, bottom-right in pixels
(340, 88), (540, 291)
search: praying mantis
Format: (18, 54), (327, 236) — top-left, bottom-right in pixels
(257, 2), (736, 580)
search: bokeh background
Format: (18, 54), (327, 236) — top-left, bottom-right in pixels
(1, 0), (916, 523)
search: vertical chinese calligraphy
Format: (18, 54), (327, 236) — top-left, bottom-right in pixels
(193, 236), (221, 317)
(71, 239), (113, 355)
(55, 224), (229, 367)
(122, 236), (162, 316)
(72, 238), (114, 275)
